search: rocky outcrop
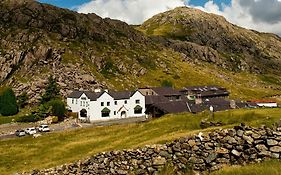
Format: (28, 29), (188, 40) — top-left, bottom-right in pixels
(139, 7), (281, 73)
(0, 0), (159, 103)
(22, 124), (281, 175)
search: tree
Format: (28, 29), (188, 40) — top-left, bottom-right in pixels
(47, 99), (66, 121)
(17, 92), (28, 109)
(0, 88), (18, 116)
(40, 75), (60, 104)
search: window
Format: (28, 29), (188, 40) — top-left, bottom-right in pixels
(101, 102), (104, 106)
(125, 100), (127, 104)
(114, 111), (116, 115)
(115, 101), (117, 105)
(134, 105), (143, 114)
(136, 100), (140, 104)
(101, 107), (110, 117)
(83, 101), (85, 107)
(72, 99), (74, 104)
(107, 102), (110, 106)
(76, 99), (78, 104)
(80, 101), (82, 106)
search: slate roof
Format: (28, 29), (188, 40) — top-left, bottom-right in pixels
(68, 90), (138, 101)
(148, 98), (242, 114)
(151, 87), (182, 96)
(145, 95), (170, 105)
(109, 91), (133, 100)
(149, 101), (189, 114)
(180, 85), (229, 98)
(68, 91), (84, 98)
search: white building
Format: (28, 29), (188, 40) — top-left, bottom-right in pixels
(251, 100), (278, 108)
(67, 90), (146, 122)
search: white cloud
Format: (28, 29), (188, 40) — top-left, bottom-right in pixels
(189, 0), (281, 35)
(77, 0), (185, 24)
(77, 0), (281, 35)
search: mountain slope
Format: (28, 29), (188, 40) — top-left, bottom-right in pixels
(138, 7), (281, 74)
(0, 1), (281, 104)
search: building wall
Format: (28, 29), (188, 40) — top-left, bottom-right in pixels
(138, 89), (157, 96)
(256, 102), (278, 108)
(67, 93), (91, 120)
(67, 91), (145, 122)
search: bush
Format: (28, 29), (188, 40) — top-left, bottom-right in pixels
(161, 80), (173, 87)
(0, 88), (18, 116)
(51, 116), (59, 123)
(16, 114), (41, 123)
(47, 100), (66, 121)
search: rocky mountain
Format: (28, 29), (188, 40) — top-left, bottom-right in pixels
(138, 7), (281, 74)
(0, 1), (281, 104)
(0, 0), (172, 103)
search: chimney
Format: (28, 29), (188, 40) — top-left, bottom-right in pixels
(94, 89), (101, 93)
(195, 94), (203, 104)
(104, 89), (109, 93)
(230, 100), (236, 109)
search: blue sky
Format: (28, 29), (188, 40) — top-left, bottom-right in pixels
(38, 0), (231, 9)
(39, 0), (91, 9)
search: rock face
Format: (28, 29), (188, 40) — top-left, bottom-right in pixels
(139, 7), (281, 73)
(0, 0), (161, 103)
(22, 124), (281, 175)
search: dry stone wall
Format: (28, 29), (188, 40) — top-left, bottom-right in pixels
(25, 124), (281, 175)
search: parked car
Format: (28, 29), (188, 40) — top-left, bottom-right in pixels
(38, 124), (50, 132)
(25, 127), (37, 135)
(15, 130), (26, 137)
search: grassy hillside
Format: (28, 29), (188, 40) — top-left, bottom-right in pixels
(1, 108), (281, 175)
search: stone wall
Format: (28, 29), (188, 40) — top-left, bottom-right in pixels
(25, 124), (281, 175)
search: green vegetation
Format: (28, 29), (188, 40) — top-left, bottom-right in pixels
(211, 160), (281, 175)
(47, 99), (66, 120)
(161, 79), (173, 87)
(137, 22), (192, 40)
(17, 92), (28, 109)
(0, 108), (281, 175)
(40, 75), (60, 104)
(0, 88), (18, 116)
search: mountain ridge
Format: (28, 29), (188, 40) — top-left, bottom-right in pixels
(0, 1), (281, 104)
(138, 6), (281, 74)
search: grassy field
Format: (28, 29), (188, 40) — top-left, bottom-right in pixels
(211, 160), (281, 175)
(0, 108), (281, 175)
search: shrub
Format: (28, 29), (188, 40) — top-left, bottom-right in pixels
(51, 116), (59, 123)
(16, 114), (41, 123)
(47, 99), (66, 121)
(0, 88), (18, 116)
(161, 80), (173, 87)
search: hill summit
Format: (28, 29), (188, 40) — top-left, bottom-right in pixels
(138, 7), (281, 74)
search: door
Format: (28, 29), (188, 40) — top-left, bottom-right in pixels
(121, 111), (127, 118)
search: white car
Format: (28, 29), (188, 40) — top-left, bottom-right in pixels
(38, 125), (50, 132)
(25, 127), (37, 135)
(15, 130), (26, 137)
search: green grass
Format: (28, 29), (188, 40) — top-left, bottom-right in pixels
(0, 107), (34, 125)
(0, 108), (281, 175)
(0, 116), (20, 125)
(211, 160), (281, 175)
